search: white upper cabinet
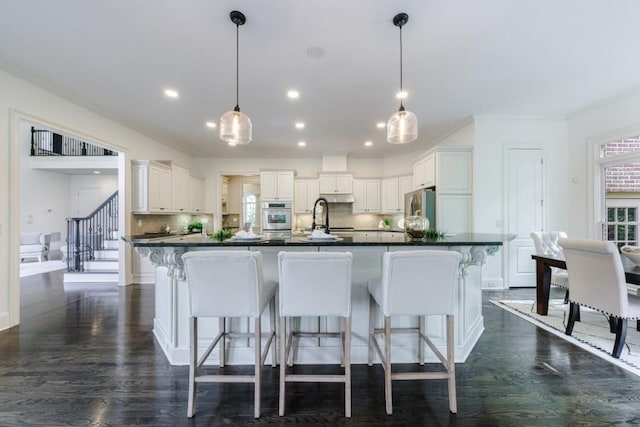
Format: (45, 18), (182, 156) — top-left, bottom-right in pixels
(413, 148), (472, 194)
(353, 179), (380, 213)
(189, 176), (205, 213)
(170, 164), (190, 212)
(294, 179), (320, 213)
(132, 160), (172, 213)
(318, 173), (353, 194)
(382, 175), (413, 214)
(261, 170), (294, 201)
(413, 152), (436, 189)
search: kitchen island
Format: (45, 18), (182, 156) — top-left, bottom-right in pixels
(124, 233), (513, 366)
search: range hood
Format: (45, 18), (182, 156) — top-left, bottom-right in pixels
(319, 154), (355, 203)
(319, 193), (355, 203)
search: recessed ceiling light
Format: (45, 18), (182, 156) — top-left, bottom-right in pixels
(287, 90), (300, 99)
(364, 141), (373, 147)
(228, 142), (236, 146)
(164, 89), (179, 98)
(298, 141), (306, 147)
(376, 122), (386, 129)
(396, 91), (408, 99)
(93, 170), (101, 174)
(295, 122), (305, 129)
(205, 121), (217, 128)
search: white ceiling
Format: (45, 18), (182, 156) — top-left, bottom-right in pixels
(2, 1), (640, 159)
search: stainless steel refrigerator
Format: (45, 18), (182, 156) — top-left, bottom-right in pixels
(404, 187), (436, 230)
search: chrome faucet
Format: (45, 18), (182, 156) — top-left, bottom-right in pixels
(311, 197), (330, 234)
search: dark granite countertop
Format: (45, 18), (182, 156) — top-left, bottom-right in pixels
(123, 233), (514, 248)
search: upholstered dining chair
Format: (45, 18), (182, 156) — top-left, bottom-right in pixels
(530, 231), (569, 294)
(558, 238), (640, 358)
(182, 250), (277, 418)
(367, 249), (462, 414)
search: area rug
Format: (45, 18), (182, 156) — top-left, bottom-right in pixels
(491, 298), (640, 377)
(19, 260), (66, 278)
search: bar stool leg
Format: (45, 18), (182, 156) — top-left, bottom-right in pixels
(447, 314), (457, 413)
(419, 315), (425, 366)
(384, 316), (393, 415)
(279, 316), (287, 416)
(368, 295), (375, 366)
(254, 316), (261, 418)
(270, 298), (277, 367)
(219, 317), (226, 367)
(187, 316), (197, 418)
(344, 316), (352, 418)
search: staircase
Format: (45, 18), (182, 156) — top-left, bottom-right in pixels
(64, 191), (119, 284)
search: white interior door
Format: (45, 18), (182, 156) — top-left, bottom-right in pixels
(506, 148), (543, 287)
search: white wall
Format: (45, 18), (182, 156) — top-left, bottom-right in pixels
(567, 89), (640, 239)
(0, 68), (200, 331)
(68, 174), (118, 215)
(473, 116), (569, 286)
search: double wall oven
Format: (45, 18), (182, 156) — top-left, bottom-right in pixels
(261, 202), (292, 239)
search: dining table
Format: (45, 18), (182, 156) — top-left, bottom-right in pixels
(532, 254), (640, 315)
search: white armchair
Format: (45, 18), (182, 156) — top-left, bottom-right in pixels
(19, 232), (50, 262)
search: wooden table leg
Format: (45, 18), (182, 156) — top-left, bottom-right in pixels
(536, 260), (551, 315)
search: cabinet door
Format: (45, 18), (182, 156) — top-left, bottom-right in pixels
(276, 171), (294, 201)
(260, 172), (278, 200)
(294, 181), (309, 213)
(365, 180), (380, 213)
(413, 154), (436, 189)
(149, 163), (171, 212)
(171, 165), (190, 212)
(306, 180), (319, 210)
(318, 175), (335, 193)
(437, 151), (472, 193)
(436, 194), (472, 233)
(189, 176), (204, 212)
(382, 177), (398, 214)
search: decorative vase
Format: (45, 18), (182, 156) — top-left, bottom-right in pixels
(404, 215), (429, 240)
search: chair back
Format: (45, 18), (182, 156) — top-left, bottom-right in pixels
(558, 238), (628, 317)
(278, 251), (352, 317)
(182, 251), (265, 317)
(380, 250), (461, 316)
(530, 231), (567, 257)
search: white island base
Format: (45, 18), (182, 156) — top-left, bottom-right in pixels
(138, 243), (498, 366)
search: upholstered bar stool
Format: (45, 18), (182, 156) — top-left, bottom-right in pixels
(367, 250), (462, 415)
(182, 250), (277, 418)
(277, 251), (353, 417)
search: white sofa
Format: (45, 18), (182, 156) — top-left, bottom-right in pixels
(19, 232), (50, 262)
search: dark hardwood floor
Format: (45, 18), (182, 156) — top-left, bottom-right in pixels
(2, 272), (640, 426)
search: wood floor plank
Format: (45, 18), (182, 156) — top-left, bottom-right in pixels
(1, 273), (640, 425)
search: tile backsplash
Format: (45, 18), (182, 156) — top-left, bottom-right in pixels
(131, 213), (214, 235)
(294, 204), (404, 231)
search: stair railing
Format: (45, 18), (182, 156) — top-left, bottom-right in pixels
(65, 191), (118, 272)
(31, 126), (117, 157)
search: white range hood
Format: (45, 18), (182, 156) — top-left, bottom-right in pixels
(319, 154), (355, 203)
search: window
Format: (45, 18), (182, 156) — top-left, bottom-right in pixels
(606, 205), (637, 248)
(242, 182), (260, 229)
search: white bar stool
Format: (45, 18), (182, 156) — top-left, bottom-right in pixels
(367, 250), (461, 415)
(277, 251), (353, 417)
(182, 250), (277, 418)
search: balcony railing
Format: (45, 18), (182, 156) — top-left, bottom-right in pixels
(31, 127), (117, 157)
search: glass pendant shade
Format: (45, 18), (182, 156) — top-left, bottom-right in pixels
(219, 108), (252, 145)
(387, 108), (418, 144)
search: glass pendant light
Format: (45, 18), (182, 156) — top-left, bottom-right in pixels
(387, 13), (418, 144)
(220, 11), (252, 145)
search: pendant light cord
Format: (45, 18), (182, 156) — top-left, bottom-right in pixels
(399, 24), (404, 110)
(235, 22), (240, 111)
